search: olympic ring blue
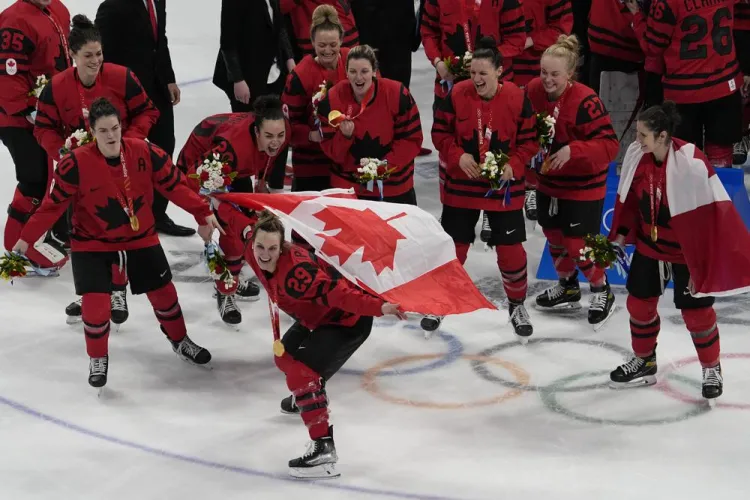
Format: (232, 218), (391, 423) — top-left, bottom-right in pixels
(0, 394), (475, 500)
(338, 324), (464, 377)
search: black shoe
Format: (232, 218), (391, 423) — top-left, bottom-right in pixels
(155, 216), (196, 237)
(420, 315), (443, 332)
(509, 301), (533, 340)
(170, 333), (212, 365)
(588, 282), (615, 327)
(524, 189), (537, 221)
(110, 289), (129, 325)
(288, 426), (339, 479)
(89, 355), (109, 388)
(702, 365), (723, 400)
(610, 353), (657, 388)
(66, 297), (82, 325)
(235, 279), (261, 301)
(281, 395), (300, 414)
(535, 272), (582, 309)
(479, 211), (491, 243)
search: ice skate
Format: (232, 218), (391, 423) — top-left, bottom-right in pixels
(216, 288), (242, 326)
(88, 355), (109, 395)
(420, 315), (443, 338)
(588, 282), (616, 331)
(289, 426), (339, 479)
(281, 395), (300, 414)
(66, 297), (82, 325)
(480, 212), (491, 250)
(702, 365), (723, 407)
(170, 333), (212, 368)
(534, 272), (582, 311)
(213, 278), (261, 302)
(609, 353), (657, 388)
(524, 189), (537, 221)
(509, 302), (533, 344)
(110, 289), (129, 330)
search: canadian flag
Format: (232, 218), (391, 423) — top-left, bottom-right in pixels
(217, 189), (496, 315)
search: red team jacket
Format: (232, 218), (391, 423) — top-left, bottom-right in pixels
(526, 78), (619, 201)
(317, 77), (423, 198)
(513, 0), (573, 87)
(0, 0), (71, 129)
(176, 112), (249, 172)
(475, 0), (527, 81)
(642, 0), (740, 104)
(737, 0), (750, 31)
(21, 138), (211, 253)
(281, 48), (349, 178)
(34, 63), (159, 161)
(432, 80), (537, 211)
(587, 0), (644, 63)
(279, 0), (359, 56)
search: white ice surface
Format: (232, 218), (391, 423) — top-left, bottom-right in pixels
(1, 1), (750, 498)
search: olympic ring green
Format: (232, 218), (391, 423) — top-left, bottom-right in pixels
(471, 338), (632, 392)
(539, 370), (712, 426)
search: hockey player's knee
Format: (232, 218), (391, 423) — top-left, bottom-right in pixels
(682, 307), (717, 333)
(626, 295), (659, 322)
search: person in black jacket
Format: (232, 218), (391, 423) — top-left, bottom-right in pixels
(95, 0), (195, 237)
(214, 0), (295, 112)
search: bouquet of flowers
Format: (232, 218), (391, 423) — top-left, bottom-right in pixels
(532, 112), (556, 174)
(28, 74), (49, 99)
(59, 129), (94, 157)
(579, 233), (630, 276)
(356, 157), (393, 199)
(0, 251), (29, 284)
(188, 153), (237, 195)
(312, 80), (332, 116)
(443, 51), (472, 80)
(479, 151), (512, 204)
(204, 241), (236, 289)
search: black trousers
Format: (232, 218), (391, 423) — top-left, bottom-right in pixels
(376, 44), (413, 89)
(226, 77), (285, 113)
(281, 316), (373, 380)
(0, 127), (48, 199)
(149, 90), (176, 220)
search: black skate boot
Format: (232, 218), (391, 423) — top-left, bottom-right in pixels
(479, 212), (491, 244)
(420, 315), (444, 338)
(535, 272), (582, 310)
(609, 353), (657, 388)
(235, 278), (261, 301)
(216, 289), (242, 325)
(110, 289), (129, 327)
(281, 395), (300, 414)
(524, 189), (537, 221)
(289, 426), (339, 479)
(88, 355), (109, 389)
(509, 301), (533, 343)
(169, 333), (212, 366)
(588, 282), (616, 330)
(66, 297), (82, 325)
(702, 365), (723, 406)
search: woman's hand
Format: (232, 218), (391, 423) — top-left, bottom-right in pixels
(500, 165), (514, 181)
(547, 145), (571, 171)
(198, 214), (225, 242)
(309, 130), (322, 143)
(459, 153), (480, 178)
(436, 60), (453, 82)
(233, 80), (251, 104)
(12, 239), (29, 255)
(339, 119), (355, 138)
(382, 302), (407, 320)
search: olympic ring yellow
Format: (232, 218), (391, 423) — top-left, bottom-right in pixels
(361, 354), (530, 409)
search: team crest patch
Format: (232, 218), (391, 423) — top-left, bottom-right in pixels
(6, 58), (17, 75)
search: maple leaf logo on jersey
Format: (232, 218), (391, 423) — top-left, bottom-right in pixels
(54, 45), (69, 72)
(350, 132), (389, 165)
(314, 205), (407, 275)
(444, 26), (470, 58)
(460, 129), (509, 163)
(94, 196), (145, 230)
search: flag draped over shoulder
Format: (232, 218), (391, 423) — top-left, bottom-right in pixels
(613, 140), (750, 298)
(216, 189), (496, 315)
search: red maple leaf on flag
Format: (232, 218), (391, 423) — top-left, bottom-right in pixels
(314, 205), (407, 275)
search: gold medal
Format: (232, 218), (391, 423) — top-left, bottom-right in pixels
(651, 226), (658, 242)
(541, 158), (551, 174)
(130, 215), (140, 232)
(273, 339), (285, 357)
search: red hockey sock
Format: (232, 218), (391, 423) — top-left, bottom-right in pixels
(683, 307), (720, 367)
(82, 293), (111, 358)
(146, 281), (186, 342)
(111, 263), (128, 288)
(496, 243), (527, 303)
(626, 295), (660, 357)
(525, 169), (537, 189)
(564, 236), (606, 286)
(215, 256), (243, 295)
(543, 228), (576, 279)
(454, 241), (469, 265)
(704, 143), (732, 167)
(275, 354), (330, 440)
(4, 188), (39, 251)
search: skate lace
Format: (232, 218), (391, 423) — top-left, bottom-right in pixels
(620, 356), (644, 375)
(545, 284), (565, 301)
(734, 140), (747, 155)
(220, 293), (239, 315)
(90, 356), (108, 375)
(703, 367), (723, 387)
(111, 290), (127, 311)
(302, 440), (319, 458)
(525, 190), (537, 210)
(74, 297), (83, 307)
(481, 213), (491, 231)
(510, 304), (531, 326)
(236, 280), (250, 294)
(589, 290), (608, 312)
(179, 336), (202, 358)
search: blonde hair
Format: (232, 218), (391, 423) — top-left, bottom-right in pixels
(310, 4), (343, 41)
(347, 44), (379, 71)
(543, 34), (580, 78)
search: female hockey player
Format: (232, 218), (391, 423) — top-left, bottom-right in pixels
(13, 97), (220, 389)
(526, 34), (619, 329)
(280, 0), (358, 60)
(608, 101), (750, 404)
(428, 37), (538, 337)
(316, 45), (423, 204)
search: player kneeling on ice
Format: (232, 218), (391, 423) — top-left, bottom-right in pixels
(608, 102), (750, 405)
(12, 97), (222, 389)
(216, 204), (405, 478)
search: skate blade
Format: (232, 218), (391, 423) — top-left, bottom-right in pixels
(222, 321), (242, 332)
(533, 302), (582, 312)
(289, 463), (340, 479)
(280, 408), (300, 415)
(66, 315), (82, 325)
(424, 329), (436, 340)
(516, 335), (530, 345)
(236, 295), (261, 302)
(176, 354), (214, 370)
(591, 304), (617, 332)
(706, 397), (719, 408)
(609, 375), (657, 389)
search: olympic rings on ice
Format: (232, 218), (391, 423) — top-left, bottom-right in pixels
(361, 354), (530, 409)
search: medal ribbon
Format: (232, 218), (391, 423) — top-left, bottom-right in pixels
(476, 103), (493, 158)
(110, 147), (138, 231)
(648, 163), (665, 242)
(43, 9), (72, 69)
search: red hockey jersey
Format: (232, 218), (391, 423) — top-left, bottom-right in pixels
(34, 63), (159, 161)
(281, 48), (349, 178)
(737, 0), (750, 31)
(20, 138), (211, 252)
(279, 0), (359, 56)
(513, 0), (573, 86)
(526, 77), (619, 201)
(176, 112), (249, 172)
(588, 0), (644, 63)
(317, 77), (423, 198)
(475, 0), (527, 81)
(432, 80), (537, 211)
(0, 0), (71, 129)
(644, 0), (740, 104)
